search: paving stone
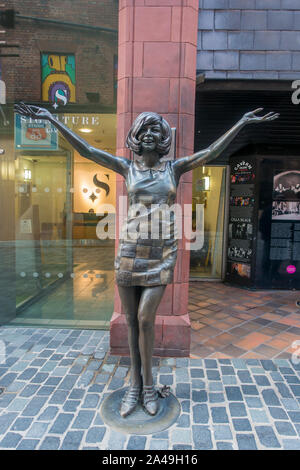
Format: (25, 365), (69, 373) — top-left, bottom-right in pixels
(211, 407), (229, 424)
(0, 413), (18, 434)
(21, 397), (48, 417)
(253, 375), (270, 386)
(176, 413), (190, 428)
(216, 442), (234, 450)
(209, 393), (225, 403)
(86, 427), (106, 444)
(176, 383), (190, 399)
(214, 425), (232, 440)
(209, 382), (223, 392)
(149, 440), (169, 450)
(38, 406), (59, 421)
(127, 436), (147, 450)
(275, 382), (293, 398)
(58, 375), (78, 390)
(26, 421), (49, 439)
(222, 376), (237, 385)
(107, 430), (127, 450)
(0, 393), (17, 408)
(69, 389), (85, 400)
(88, 384), (104, 394)
(176, 358), (189, 368)
(181, 401), (190, 413)
(236, 434), (257, 450)
(262, 389), (281, 407)
(192, 390), (207, 403)
(171, 428), (192, 444)
(204, 359), (218, 369)
(61, 431), (84, 450)
(242, 385), (259, 396)
(268, 407), (288, 420)
(249, 409), (269, 423)
(39, 436), (61, 450)
(63, 400), (80, 412)
(255, 426), (281, 448)
(275, 421), (297, 436)
(233, 418), (252, 431)
(108, 378), (124, 390)
(0, 372), (18, 387)
(281, 398), (300, 410)
(290, 385), (300, 397)
(82, 394), (100, 408)
(191, 379), (205, 389)
(207, 370), (221, 380)
(282, 439), (300, 450)
(72, 410), (95, 429)
(245, 397), (263, 408)
(225, 386), (243, 401)
(77, 371), (94, 387)
(229, 402), (247, 417)
(17, 439), (39, 450)
(221, 366), (235, 376)
(0, 432), (22, 448)
(287, 411), (300, 423)
(11, 417), (33, 431)
(237, 371), (253, 383)
(192, 426), (213, 450)
(49, 390), (69, 405)
(30, 372), (49, 384)
(261, 360), (277, 371)
(49, 413), (74, 434)
(7, 397), (31, 412)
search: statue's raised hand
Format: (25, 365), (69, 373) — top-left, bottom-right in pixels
(14, 102), (53, 121)
(241, 108), (279, 125)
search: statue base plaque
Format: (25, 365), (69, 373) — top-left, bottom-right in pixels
(100, 387), (181, 435)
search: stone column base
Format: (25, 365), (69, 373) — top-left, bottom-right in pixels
(109, 312), (191, 358)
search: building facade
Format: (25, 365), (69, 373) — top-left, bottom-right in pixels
(0, 1), (299, 356)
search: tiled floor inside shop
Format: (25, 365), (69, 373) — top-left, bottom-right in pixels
(189, 282), (300, 360)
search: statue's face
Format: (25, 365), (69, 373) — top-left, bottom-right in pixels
(137, 123), (162, 152)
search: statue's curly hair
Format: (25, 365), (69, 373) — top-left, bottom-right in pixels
(126, 111), (172, 156)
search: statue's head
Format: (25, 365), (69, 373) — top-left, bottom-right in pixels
(126, 111), (172, 157)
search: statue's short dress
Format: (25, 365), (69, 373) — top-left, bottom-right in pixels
(115, 159), (178, 287)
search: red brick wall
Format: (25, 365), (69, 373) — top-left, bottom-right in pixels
(1, 0), (118, 105)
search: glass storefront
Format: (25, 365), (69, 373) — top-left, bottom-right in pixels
(13, 114), (116, 329)
(190, 165), (228, 280)
(0, 1), (118, 328)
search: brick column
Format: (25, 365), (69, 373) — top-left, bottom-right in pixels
(110, 0), (198, 357)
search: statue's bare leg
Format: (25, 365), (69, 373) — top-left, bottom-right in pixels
(138, 285), (166, 415)
(117, 285), (142, 417)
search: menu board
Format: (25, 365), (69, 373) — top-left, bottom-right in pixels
(226, 158), (256, 285)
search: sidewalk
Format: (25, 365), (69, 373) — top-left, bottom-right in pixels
(0, 324), (300, 450)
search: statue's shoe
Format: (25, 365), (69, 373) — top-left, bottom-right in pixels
(120, 386), (141, 418)
(142, 385), (159, 416)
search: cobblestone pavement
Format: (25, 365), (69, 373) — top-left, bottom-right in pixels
(0, 327), (300, 450)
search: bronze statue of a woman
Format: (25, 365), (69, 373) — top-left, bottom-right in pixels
(14, 103), (279, 418)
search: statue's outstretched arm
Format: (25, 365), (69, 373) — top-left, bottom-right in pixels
(173, 108), (279, 178)
(14, 103), (130, 176)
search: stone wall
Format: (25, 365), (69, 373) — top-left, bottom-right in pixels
(197, 0), (300, 79)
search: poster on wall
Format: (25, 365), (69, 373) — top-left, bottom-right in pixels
(15, 114), (58, 150)
(267, 169), (300, 285)
(226, 157), (256, 286)
(41, 53), (76, 109)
